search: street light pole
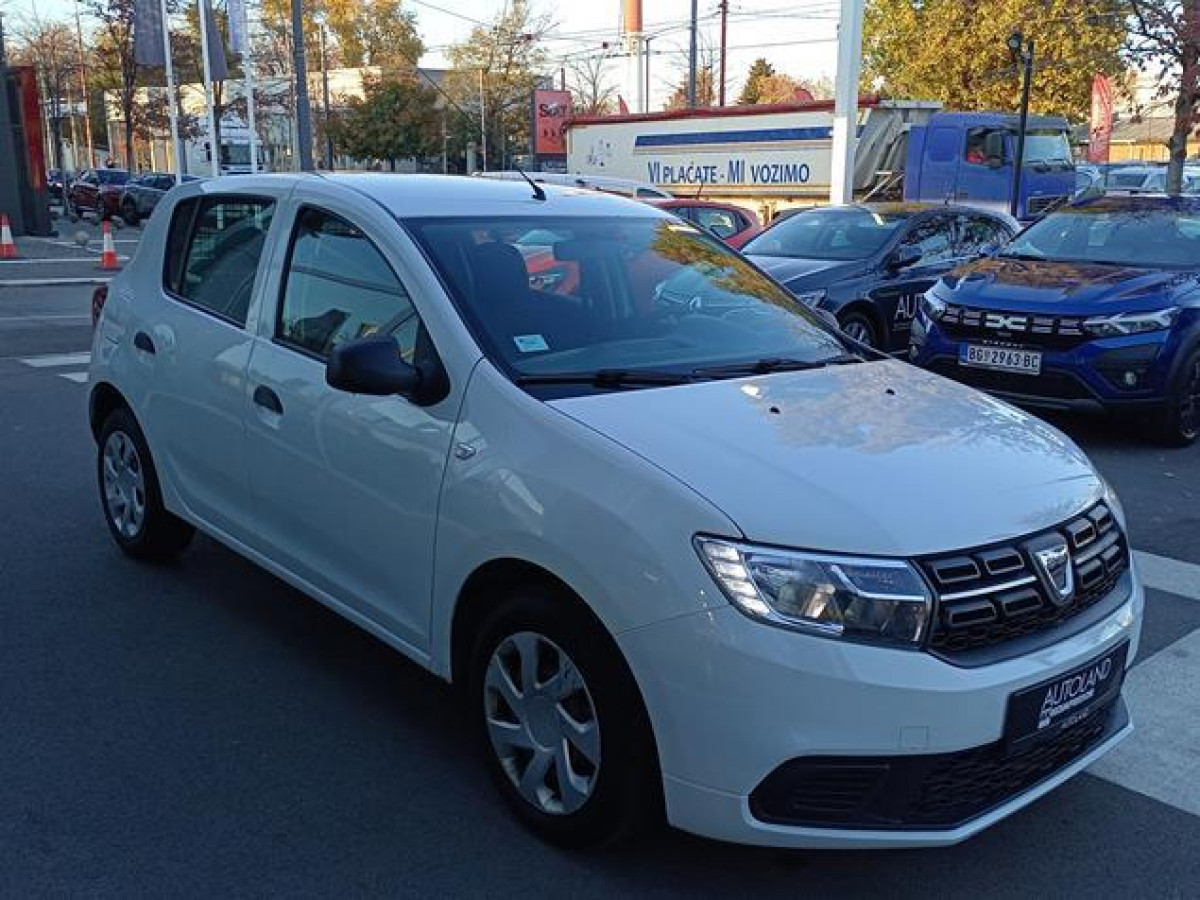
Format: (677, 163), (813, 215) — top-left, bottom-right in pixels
(291, 0), (314, 171)
(317, 20), (333, 170)
(479, 68), (487, 172)
(1008, 32), (1034, 219)
(687, 0), (698, 107)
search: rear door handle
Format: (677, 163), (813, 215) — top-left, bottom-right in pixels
(133, 331), (156, 355)
(253, 385), (283, 415)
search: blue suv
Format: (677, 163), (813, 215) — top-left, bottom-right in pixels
(912, 196), (1200, 445)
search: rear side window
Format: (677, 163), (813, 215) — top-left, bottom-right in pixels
(163, 195), (275, 326)
(276, 207), (420, 360)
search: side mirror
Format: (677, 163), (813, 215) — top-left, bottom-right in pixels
(888, 245), (922, 272)
(326, 334), (422, 397)
(984, 132), (1005, 168)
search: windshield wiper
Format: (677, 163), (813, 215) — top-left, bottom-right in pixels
(514, 368), (695, 388)
(692, 355), (861, 378)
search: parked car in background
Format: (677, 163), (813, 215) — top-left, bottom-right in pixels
(119, 173), (202, 225)
(89, 174), (1141, 851)
(913, 195), (1200, 445)
(743, 203), (1017, 351)
(67, 168), (130, 220)
(1103, 165), (1167, 195)
(649, 198), (761, 247)
(46, 168), (73, 203)
(476, 170), (673, 199)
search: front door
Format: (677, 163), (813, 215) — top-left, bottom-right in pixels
(243, 204), (457, 649)
(867, 213), (960, 352)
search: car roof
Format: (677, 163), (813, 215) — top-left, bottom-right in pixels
(792, 202), (1002, 218)
(650, 198), (742, 210)
(187, 173), (674, 220)
(1069, 194), (1200, 213)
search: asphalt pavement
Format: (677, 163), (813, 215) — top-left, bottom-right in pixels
(1, 259), (1198, 897)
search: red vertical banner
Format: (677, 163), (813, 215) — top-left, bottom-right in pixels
(533, 89), (572, 156)
(1088, 75), (1113, 164)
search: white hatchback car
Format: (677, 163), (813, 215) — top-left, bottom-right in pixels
(89, 174), (1142, 849)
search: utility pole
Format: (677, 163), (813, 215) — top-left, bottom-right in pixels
(479, 68), (487, 172)
(317, 18), (333, 170)
(291, 0), (314, 171)
(1007, 31), (1034, 219)
(829, 0), (864, 204)
(72, 0), (96, 168)
(687, 0), (698, 108)
(718, 0), (728, 106)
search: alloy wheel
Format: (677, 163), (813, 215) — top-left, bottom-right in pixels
(102, 430), (146, 539)
(1180, 357), (1200, 440)
(483, 631), (601, 816)
(841, 317), (875, 346)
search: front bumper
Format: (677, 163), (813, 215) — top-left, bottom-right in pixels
(910, 317), (1179, 414)
(616, 567), (1142, 848)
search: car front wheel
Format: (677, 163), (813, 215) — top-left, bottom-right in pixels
(121, 201), (140, 227)
(1154, 349), (1200, 447)
(839, 310), (879, 348)
(97, 407), (195, 561)
(469, 585), (660, 848)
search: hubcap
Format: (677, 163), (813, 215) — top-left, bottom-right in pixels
(483, 631), (601, 816)
(102, 430), (146, 539)
(1180, 359), (1200, 440)
(842, 319), (873, 346)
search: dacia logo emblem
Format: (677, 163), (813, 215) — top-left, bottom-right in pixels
(1024, 535), (1074, 607)
(984, 312), (1028, 331)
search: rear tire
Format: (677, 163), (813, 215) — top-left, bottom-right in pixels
(1152, 349), (1200, 447)
(468, 584), (661, 848)
(97, 407), (195, 561)
(121, 201), (139, 227)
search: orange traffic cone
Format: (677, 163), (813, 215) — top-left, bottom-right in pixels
(97, 220), (120, 271)
(0, 214), (16, 259)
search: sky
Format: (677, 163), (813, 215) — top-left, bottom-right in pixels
(1, 0), (844, 110)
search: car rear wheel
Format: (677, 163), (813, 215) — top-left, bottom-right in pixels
(97, 408), (195, 561)
(839, 310), (879, 349)
(121, 200), (140, 227)
(1154, 349), (1200, 447)
(469, 585), (660, 848)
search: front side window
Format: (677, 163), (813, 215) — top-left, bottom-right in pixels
(408, 215), (853, 380)
(898, 216), (956, 266)
(743, 208), (911, 260)
(165, 195), (275, 325)
(1000, 204), (1200, 268)
(277, 207), (420, 360)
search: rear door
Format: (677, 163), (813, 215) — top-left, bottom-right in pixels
(139, 190), (282, 541)
(865, 212), (959, 352)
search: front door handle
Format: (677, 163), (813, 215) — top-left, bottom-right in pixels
(253, 385), (283, 415)
(133, 331), (156, 355)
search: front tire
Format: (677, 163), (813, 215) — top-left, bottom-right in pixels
(468, 585), (660, 848)
(121, 201), (140, 227)
(1153, 349), (1200, 447)
(97, 407), (195, 561)
(839, 310), (879, 349)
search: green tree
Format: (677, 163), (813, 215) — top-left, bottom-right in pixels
(444, 0), (553, 169)
(329, 74), (440, 167)
(736, 58), (776, 105)
(1125, 0), (1199, 195)
(862, 0), (1126, 121)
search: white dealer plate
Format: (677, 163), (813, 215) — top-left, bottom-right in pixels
(959, 344), (1042, 375)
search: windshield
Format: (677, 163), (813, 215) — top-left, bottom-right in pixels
(1000, 206), (1200, 268)
(407, 216), (853, 380)
(742, 208), (908, 260)
(96, 170), (128, 185)
(222, 143), (251, 166)
(1022, 130), (1073, 166)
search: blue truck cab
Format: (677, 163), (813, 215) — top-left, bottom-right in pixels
(903, 112), (1075, 221)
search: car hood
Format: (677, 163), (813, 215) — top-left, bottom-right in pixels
(942, 257), (1200, 314)
(748, 255), (864, 289)
(550, 359), (1100, 557)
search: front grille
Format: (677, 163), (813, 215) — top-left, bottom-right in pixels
(938, 304), (1087, 350)
(1027, 194), (1069, 217)
(750, 699), (1126, 830)
(927, 356), (1093, 401)
(921, 502), (1129, 658)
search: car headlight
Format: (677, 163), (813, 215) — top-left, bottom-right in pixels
(790, 289), (826, 307)
(1082, 308), (1179, 337)
(920, 290), (947, 321)
(1102, 478), (1127, 530)
(695, 537), (932, 647)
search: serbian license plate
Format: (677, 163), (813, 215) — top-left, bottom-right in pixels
(1005, 642), (1129, 750)
(959, 344), (1042, 375)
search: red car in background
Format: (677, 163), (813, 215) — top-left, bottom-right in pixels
(67, 168), (130, 220)
(648, 198), (762, 248)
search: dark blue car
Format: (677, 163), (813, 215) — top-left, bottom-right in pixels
(912, 196), (1200, 445)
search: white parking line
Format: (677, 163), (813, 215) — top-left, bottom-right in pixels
(0, 314), (92, 321)
(1089, 627), (1200, 817)
(19, 352), (92, 368)
(1135, 551), (1200, 602)
(0, 277), (112, 287)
